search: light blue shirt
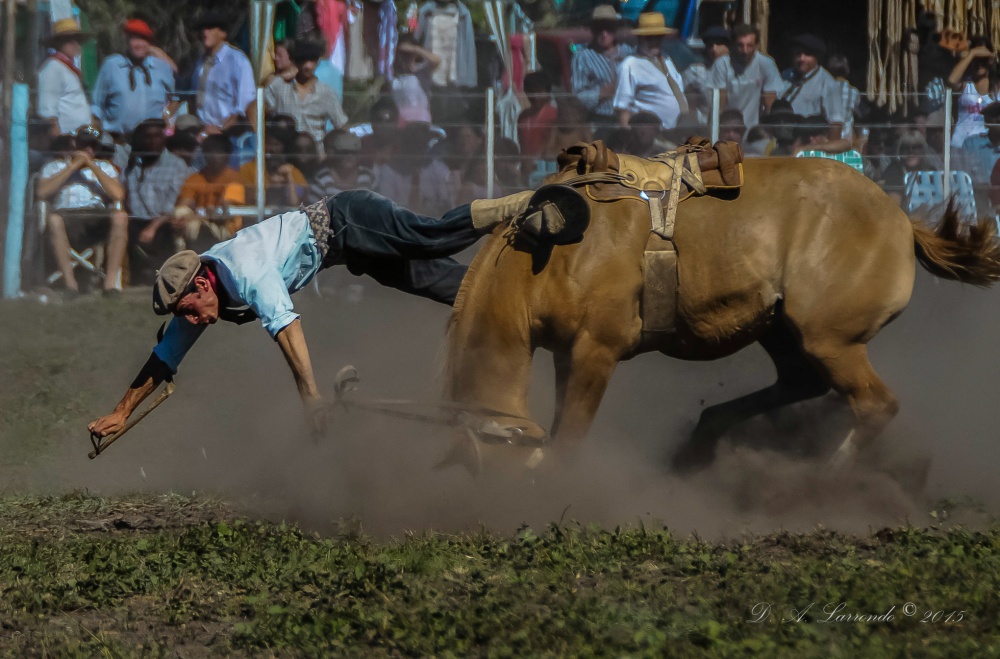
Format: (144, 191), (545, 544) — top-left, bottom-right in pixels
(91, 54), (175, 134)
(152, 210), (324, 373)
(192, 43), (256, 130)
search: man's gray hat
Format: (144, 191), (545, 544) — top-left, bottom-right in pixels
(153, 250), (202, 315)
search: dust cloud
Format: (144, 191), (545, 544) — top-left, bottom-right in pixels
(31, 264), (1000, 538)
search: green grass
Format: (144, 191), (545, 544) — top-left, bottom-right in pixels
(0, 493), (996, 657)
(2, 299), (999, 655)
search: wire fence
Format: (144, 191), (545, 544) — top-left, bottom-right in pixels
(10, 83), (1000, 293)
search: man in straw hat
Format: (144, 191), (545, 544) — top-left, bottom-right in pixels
(91, 18), (178, 136)
(571, 5), (634, 124)
(612, 12), (688, 130)
(87, 186), (590, 440)
(38, 18), (96, 135)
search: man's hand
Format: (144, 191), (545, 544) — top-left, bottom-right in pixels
(968, 45), (994, 59)
(69, 151), (90, 168)
(88, 410), (128, 438)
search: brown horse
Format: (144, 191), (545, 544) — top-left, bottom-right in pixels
(444, 154), (1000, 471)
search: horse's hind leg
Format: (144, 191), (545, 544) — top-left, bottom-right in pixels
(671, 323), (831, 471)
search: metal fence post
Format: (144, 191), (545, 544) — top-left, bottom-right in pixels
(486, 87), (496, 199)
(710, 88), (721, 144)
(943, 89), (952, 199)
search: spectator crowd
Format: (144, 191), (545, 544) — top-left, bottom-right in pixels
(24, 3), (1000, 297)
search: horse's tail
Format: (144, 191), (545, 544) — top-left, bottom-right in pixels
(911, 204), (1000, 287)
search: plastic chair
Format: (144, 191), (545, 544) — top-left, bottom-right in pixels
(795, 149), (865, 173)
(903, 170), (977, 220)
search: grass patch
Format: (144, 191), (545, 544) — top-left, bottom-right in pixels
(0, 493), (996, 656)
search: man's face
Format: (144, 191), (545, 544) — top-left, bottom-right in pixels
(794, 49), (818, 76)
(986, 115), (1000, 144)
(733, 34), (757, 65)
(265, 137), (286, 169)
(591, 24), (616, 50)
(295, 59), (318, 81)
(638, 35), (661, 57)
(332, 152), (359, 174)
(632, 122), (658, 144)
(203, 148), (229, 174)
(59, 38), (82, 59)
(201, 27), (226, 51)
(174, 278), (219, 326)
(720, 121), (746, 143)
(128, 36), (151, 60)
(141, 125), (166, 154)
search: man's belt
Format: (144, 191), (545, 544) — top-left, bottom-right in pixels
(302, 199), (333, 261)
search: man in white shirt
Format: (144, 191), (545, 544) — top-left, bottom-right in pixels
(36, 126), (127, 298)
(37, 19), (95, 136)
(613, 12), (687, 130)
(709, 24), (785, 128)
(190, 11), (256, 134)
(780, 33), (845, 140)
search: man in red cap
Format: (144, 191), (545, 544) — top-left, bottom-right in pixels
(91, 17), (179, 136)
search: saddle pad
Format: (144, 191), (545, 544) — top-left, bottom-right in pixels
(641, 234), (678, 333)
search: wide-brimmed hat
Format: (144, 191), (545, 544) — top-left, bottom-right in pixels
(591, 5), (620, 24)
(153, 250), (202, 315)
(791, 33), (827, 59)
(701, 25), (731, 46)
(123, 18), (155, 41)
(633, 13), (677, 37)
(194, 10), (230, 33)
(44, 18), (89, 46)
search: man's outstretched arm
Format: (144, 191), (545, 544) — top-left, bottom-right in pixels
(275, 319), (325, 436)
(88, 353), (173, 438)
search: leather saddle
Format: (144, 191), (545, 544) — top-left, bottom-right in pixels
(549, 137), (744, 239)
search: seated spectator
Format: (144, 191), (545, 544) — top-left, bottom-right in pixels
(291, 131), (322, 179)
(171, 134), (246, 248)
(622, 111), (668, 157)
(744, 125), (776, 156)
(518, 72), (559, 160)
(495, 137), (524, 193)
(952, 101), (1000, 193)
(885, 130), (942, 206)
(167, 114), (204, 167)
(614, 13), (686, 130)
(542, 97), (594, 160)
(36, 125), (127, 297)
(126, 119), (195, 249)
(239, 132), (307, 206)
(392, 36), (440, 125)
(265, 39), (348, 150)
(719, 108), (747, 144)
(571, 6), (634, 125)
(307, 130), (375, 203)
(826, 53), (861, 142)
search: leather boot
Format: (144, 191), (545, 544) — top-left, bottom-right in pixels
(470, 191), (534, 233)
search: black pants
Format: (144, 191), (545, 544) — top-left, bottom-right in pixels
(325, 190), (480, 305)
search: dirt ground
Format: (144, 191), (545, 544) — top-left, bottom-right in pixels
(3, 256), (999, 538)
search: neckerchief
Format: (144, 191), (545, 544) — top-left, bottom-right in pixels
(52, 52), (83, 81)
(781, 66), (820, 104)
(126, 56), (152, 91)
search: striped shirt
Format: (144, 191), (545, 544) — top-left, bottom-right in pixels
(124, 149), (194, 219)
(571, 43), (634, 119)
